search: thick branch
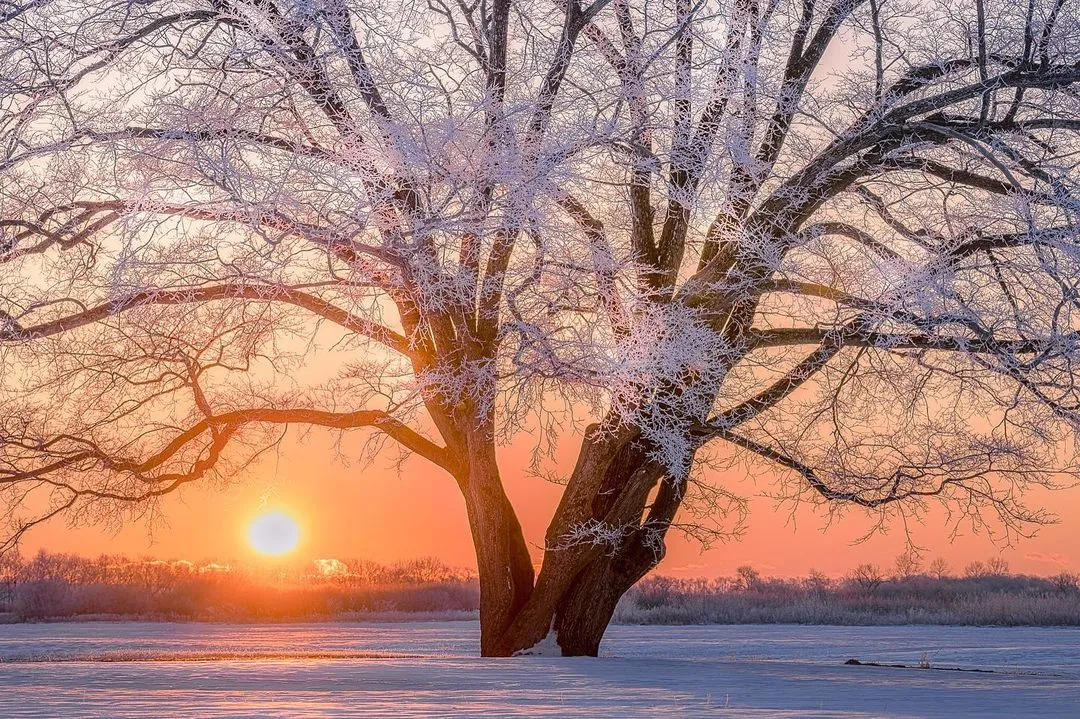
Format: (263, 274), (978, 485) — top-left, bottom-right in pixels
(0, 284), (413, 357)
(753, 326), (1079, 355)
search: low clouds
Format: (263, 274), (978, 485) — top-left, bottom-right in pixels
(1024, 552), (1073, 568)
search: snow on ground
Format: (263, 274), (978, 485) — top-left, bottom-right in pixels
(0, 622), (1077, 717)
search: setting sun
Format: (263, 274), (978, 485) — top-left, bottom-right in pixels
(248, 512), (301, 556)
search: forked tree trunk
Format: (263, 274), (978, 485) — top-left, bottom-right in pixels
(474, 429), (677, 657)
(478, 530), (662, 656)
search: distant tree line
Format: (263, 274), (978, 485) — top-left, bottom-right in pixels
(616, 556), (1080, 627)
(0, 551), (479, 621)
(1, 550), (1077, 626)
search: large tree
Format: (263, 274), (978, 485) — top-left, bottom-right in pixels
(2, 0), (1080, 655)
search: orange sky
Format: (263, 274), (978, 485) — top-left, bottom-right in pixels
(12, 30), (1078, 581)
(20, 425), (1079, 578)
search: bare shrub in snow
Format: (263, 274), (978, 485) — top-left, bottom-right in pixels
(0, 550), (479, 620)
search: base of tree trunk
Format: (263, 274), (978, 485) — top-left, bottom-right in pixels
(551, 563), (627, 656)
(485, 539), (659, 657)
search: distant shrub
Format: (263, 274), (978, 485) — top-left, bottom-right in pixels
(734, 565), (761, 591)
(1050, 572), (1080, 594)
(803, 570), (831, 598)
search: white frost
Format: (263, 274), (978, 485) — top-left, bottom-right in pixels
(512, 627), (563, 657)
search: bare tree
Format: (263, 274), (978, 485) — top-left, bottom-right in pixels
(804, 568), (831, 596)
(849, 562), (885, 592)
(894, 550), (923, 579)
(734, 564), (762, 590)
(1050, 571), (1079, 594)
(986, 555), (1011, 576)
(928, 557), (951, 579)
(0, 549), (20, 610)
(3, 0), (1080, 655)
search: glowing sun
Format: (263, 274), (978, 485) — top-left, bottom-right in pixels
(248, 511), (301, 556)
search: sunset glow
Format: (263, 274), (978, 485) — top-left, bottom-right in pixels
(248, 512), (301, 556)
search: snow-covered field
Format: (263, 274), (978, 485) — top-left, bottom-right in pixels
(0, 622), (1077, 717)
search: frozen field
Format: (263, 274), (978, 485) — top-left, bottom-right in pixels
(0, 621), (1077, 717)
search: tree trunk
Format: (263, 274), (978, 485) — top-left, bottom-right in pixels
(468, 486), (535, 656)
(483, 431), (677, 657)
(551, 534), (660, 656)
(486, 529), (663, 657)
(460, 429), (536, 657)
(545, 439), (678, 655)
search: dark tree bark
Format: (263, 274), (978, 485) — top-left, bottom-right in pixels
(474, 430), (675, 656)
